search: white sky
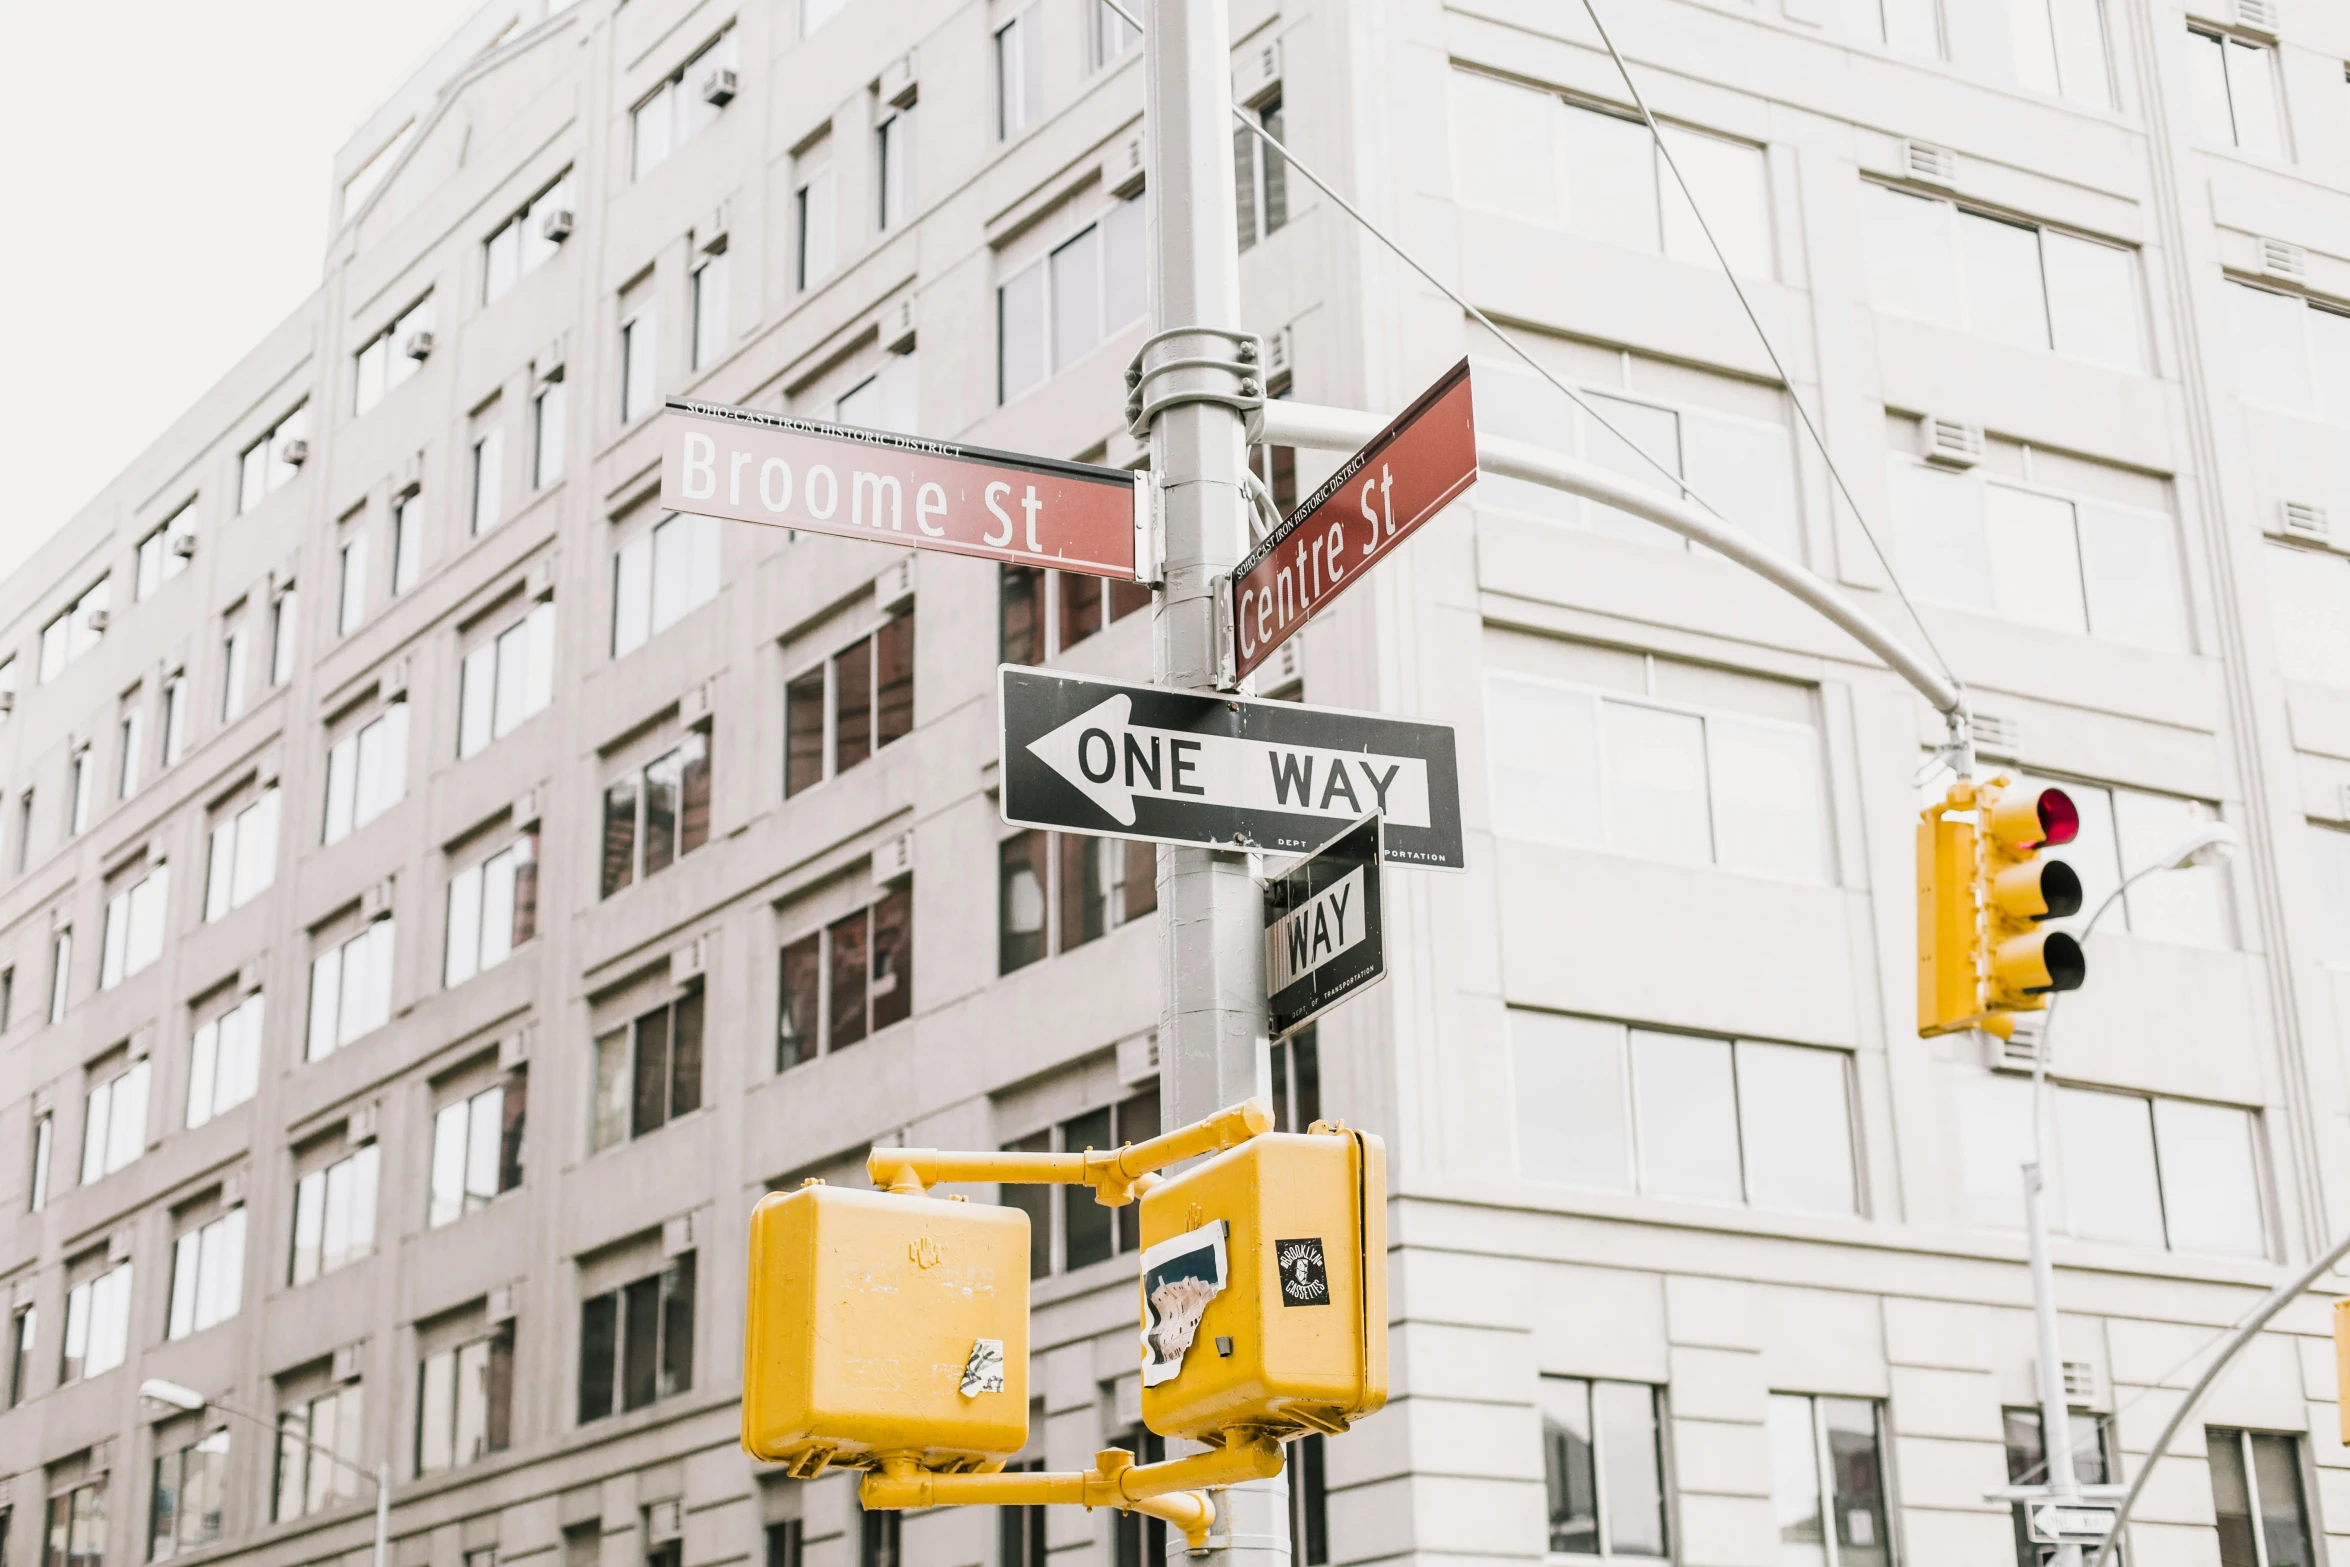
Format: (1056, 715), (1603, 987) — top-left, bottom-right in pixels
(0, 1), (486, 588)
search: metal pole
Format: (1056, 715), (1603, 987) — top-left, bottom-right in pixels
(375, 1461), (391, 1567)
(1143, 2), (1285, 1564)
(2023, 1153), (2081, 1567)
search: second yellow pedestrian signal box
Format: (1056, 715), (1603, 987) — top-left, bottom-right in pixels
(741, 1183), (1029, 1475)
(1137, 1124), (1387, 1442)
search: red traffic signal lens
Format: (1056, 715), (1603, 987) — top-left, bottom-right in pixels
(2035, 788), (2079, 847)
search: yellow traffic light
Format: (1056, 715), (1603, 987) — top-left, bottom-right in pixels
(741, 1182), (1030, 1475)
(1138, 1123), (1387, 1443)
(1918, 776), (2086, 1039)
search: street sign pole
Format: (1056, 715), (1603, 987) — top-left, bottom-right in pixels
(1143, 2), (1288, 1564)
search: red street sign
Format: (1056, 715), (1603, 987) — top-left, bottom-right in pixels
(1227, 359), (1477, 681)
(658, 399), (1146, 580)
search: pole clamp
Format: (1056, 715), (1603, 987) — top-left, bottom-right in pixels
(1126, 327), (1267, 439)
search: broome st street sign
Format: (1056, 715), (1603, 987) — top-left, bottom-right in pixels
(658, 399), (1147, 578)
(1263, 815), (1387, 1037)
(998, 667), (1465, 868)
(1225, 359), (1478, 682)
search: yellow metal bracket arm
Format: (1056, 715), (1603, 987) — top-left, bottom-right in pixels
(858, 1436), (1287, 1549)
(868, 1099), (1272, 1207)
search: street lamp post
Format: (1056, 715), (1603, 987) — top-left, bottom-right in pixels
(2012, 822), (2236, 1565)
(141, 1379), (389, 1567)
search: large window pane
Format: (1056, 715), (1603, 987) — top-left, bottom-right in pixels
(1451, 72), (1557, 224)
(1957, 1071), (2037, 1229)
(2187, 28), (2235, 145)
(2250, 1434), (2312, 1567)
(1862, 185), (1960, 328)
(1982, 486), (2087, 633)
(2314, 824), (2350, 966)
(1680, 410), (1797, 557)
(2232, 284), (2314, 415)
(1510, 1012), (1632, 1190)
(1956, 211), (2050, 352)
(2111, 789), (2230, 947)
(1578, 394), (1681, 547)
(1604, 704), (1710, 866)
(2265, 547), (2350, 684)
(2042, 232), (2141, 371)
(1889, 461), (1993, 613)
(1535, 1377), (1598, 1555)
(2076, 502), (2185, 651)
(2223, 38), (2284, 159)
(2058, 1088), (2164, 1247)
(1767, 1395), (1828, 1567)
(1631, 1030), (1741, 1202)
(1735, 1043), (1856, 1216)
(1560, 104), (1659, 253)
(1658, 127), (1770, 278)
(1820, 1399), (1891, 1567)
(1485, 678), (1600, 846)
(999, 264), (1046, 403)
(2151, 1098), (2265, 1258)
(1707, 719), (1823, 882)
(1469, 364), (1575, 522)
(1050, 227), (1102, 371)
(1596, 1380), (1668, 1556)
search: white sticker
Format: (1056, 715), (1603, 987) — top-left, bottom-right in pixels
(1138, 1220), (1230, 1388)
(960, 1338), (1006, 1397)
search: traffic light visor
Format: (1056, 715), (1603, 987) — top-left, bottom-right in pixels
(1991, 858), (2083, 922)
(1987, 786), (2079, 850)
(1992, 928), (2086, 996)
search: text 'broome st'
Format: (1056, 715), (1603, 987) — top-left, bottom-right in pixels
(658, 399), (1146, 579)
(1227, 359), (1478, 681)
(998, 667), (1465, 868)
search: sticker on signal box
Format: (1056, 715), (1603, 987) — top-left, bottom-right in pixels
(1139, 1220), (1230, 1387)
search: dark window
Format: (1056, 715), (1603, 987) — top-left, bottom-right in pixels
(1001, 567), (1044, 665)
(1062, 1106), (1116, 1269)
(1539, 1377), (1668, 1558)
(785, 670), (825, 796)
(2209, 1427), (2311, 1567)
(999, 1132), (1051, 1281)
(45, 1481), (104, 1567)
(999, 832), (1048, 974)
(1288, 1434), (1328, 1567)
(785, 611), (914, 798)
(1110, 575), (1152, 623)
(776, 882), (914, 1072)
(8, 1306), (31, 1406)
(594, 991), (703, 1150)
(1005, 832), (1153, 972)
(997, 1461), (1043, 1567)
(876, 611), (914, 745)
(858, 1505), (900, 1567)
(601, 732), (712, 898)
(764, 1521), (802, 1567)
(578, 1253), (695, 1424)
(2003, 1408), (2114, 1567)
(1, 966), (13, 1030)
(778, 934), (820, 1071)
(827, 909), (869, 1053)
(834, 636), (874, 773)
(1058, 571), (1104, 649)
(1271, 1027), (1321, 1133)
(1013, 1090), (1159, 1276)
(1114, 1430), (1168, 1567)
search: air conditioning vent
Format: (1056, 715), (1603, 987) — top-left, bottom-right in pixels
(221, 1169), (246, 1206)
(381, 655), (411, 700)
(540, 206), (574, 244)
(108, 1230), (132, 1263)
(239, 961), (264, 994)
(700, 67), (737, 107)
(279, 437), (309, 467)
(2281, 499), (2331, 543)
(1972, 710), (2023, 757)
(1106, 130), (1147, 199)
(169, 533), (197, 560)
(85, 608), (110, 633)
(875, 557), (915, 612)
(883, 296), (916, 354)
(331, 1342), (363, 1383)
(1268, 323), (1295, 377)
(872, 829), (914, 884)
(0, 691), (16, 714)
(2257, 237), (2307, 282)
(2061, 1359), (2099, 1402)
(511, 785), (542, 828)
(1986, 1018), (2042, 1072)
(498, 1027), (531, 1071)
(1117, 1029), (1160, 1087)
(646, 1502), (683, 1546)
(2232, 0), (2280, 37)
(402, 330), (434, 362)
(680, 679), (713, 725)
(1902, 138), (1958, 188)
(1920, 416), (1984, 469)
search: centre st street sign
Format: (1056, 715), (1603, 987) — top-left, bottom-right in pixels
(1263, 815), (1387, 1037)
(1226, 359), (1478, 682)
(998, 667), (1465, 869)
(658, 399), (1146, 579)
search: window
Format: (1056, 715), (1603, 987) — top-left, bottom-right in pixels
(1093, 0), (1139, 67)
(1538, 1376), (1668, 1559)
(428, 1069), (526, 1226)
(150, 1431), (228, 1560)
(1235, 92), (1288, 252)
(483, 171), (575, 303)
(2011, 0), (2111, 107)
(28, 1113), (51, 1213)
(472, 416), (505, 535)
(534, 381), (567, 488)
(1989, 770), (2230, 947)
(2190, 29), (2287, 159)
(47, 928), (69, 1024)
(767, 1521), (804, 1567)
(459, 601), (557, 758)
(205, 788), (280, 920)
(599, 731), (712, 897)
(1769, 1395), (1891, 1567)
(39, 578), (110, 683)
(1286, 1435), (1328, 1567)
(2003, 1408), (2114, 1567)
(834, 352), (919, 434)
(1485, 668), (1827, 882)
(692, 251), (729, 367)
(417, 1325), (514, 1473)
(2208, 1428), (2311, 1567)
(1958, 1072), (2265, 1257)
(998, 1089), (1159, 1279)
(238, 405), (310, 513)
(1511, 1012), (1858, 1215)
(997, 9), (1043, 138)
(220, 614), (250, 723)
(1270, 1027), (1321, 1133)
(631, 31), (738, 179)
(136, 505), (197, 600)
(323, 698), (410, 844)
(785, 611), (914, 795)
(620, 308), (658, 424)
(877, 102), (915, 230)
(1450, 73), (1772, 279)
(997, 830), (1157, 973)
(100, 861), (169, 988)
(81, 1053), (152, 1183)
(290, 1143), (380, 1284)
(1471, 358), (1798, 557)
(338, 529), (368, 634)
(999, 564), (1150, 663)
(186, 993), (264, 1128)
(45, 1481), (106, 1567)
(0, 657), (15, 721)
(591, 991), (704, 1150)
(577, 1254), (695, 1420)
(796, 158), (836, 290)
(272, 589), (298, 685)
(274, 1381), (364, 1519)
(161, 678), (187, 769)
(2229, 284), (2350, 423)
(308, 917), (395, 1061)
(444, 832), (538, 987)
(1891, 449), (2190, 648)
(1, 965), (11, 1030)
(998, 198), (1145, 401)
(1861, 184), (2143, 371)
(612, 512), (721, 655)
(68, 748), (94, 837)
(60, 1260), (131, 1382)
(354, 296), (435, 416)
(776, 881), (913, 1069)
(166, 1208), (246, 1340)
(9, 1305), (32, 1405)
(391, 492), (424, 595)
(118, 701), (145, 801)
(1844, 0), (1940, 56)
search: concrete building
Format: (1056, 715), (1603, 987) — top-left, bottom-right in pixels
(10, 0), (2350, 1564)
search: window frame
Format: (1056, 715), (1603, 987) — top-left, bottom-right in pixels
(776, 878), (914, 1071)
(996, 196), (1146, 403)
(442, 829), (540, 988)
(1536, 1374), (1672, 1561)
(575, 1252), (696, 1422)
(590, 988), (706, 1152)
(288, 1140), (381, 1286)
(598, 725), (713, 898)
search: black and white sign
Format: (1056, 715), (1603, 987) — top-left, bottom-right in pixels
(1264, 815), (1386, 1036)
(2027, 1504), (2117, 1547)
(1275, 1238), (1330, 1307)
(998, 668), (1464, 868)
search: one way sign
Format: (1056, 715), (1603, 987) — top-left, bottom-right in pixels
(998, 668), (1464, 868)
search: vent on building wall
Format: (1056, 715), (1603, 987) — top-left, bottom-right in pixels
(1106, 130), (1147, 199)
(347, 1101), (379, 1143)
(1920, 416), (1984, 469)
(1986, 1017), (2042, 1072)
(107, 1230), (132, 1264)
(680, 679), (713, 725)
(239, 961), (264, 994)
(646, 1503), (683, 1547)
(381, 655), (411, 700)
(360, 879), (394, 921)
(874, 557), (915, 613)
(670, 935), (708, 987)
(2280, 499), (2332, 544)
(1234, 37), (1282, 107)
(511, 785), (543, 828)
(1972, 710), (2023, 757)
(883, 296), (916, 354)
(1902, 138), (1958, 188)
(700, 67), (737, 106)
(880, 52), (918, 110)
(488, 1283), (519, 1324)
(332, 1342), (363, 1383)
(403, 330), (434, 362)
(85, 608), (109, 633)
(2231, 0), (2280, 37)
(280, 438), (309, 468)
(1117, 1029), (1160, 1087)
(2061, 1359), (2099, 1401)
(170, 533), (197, 560)
(2257, 237), (2308, 282)
(662, 1213), (696, 1258)
(540, 206), (574, 244)
(499, 1026), (532, 1071)
(872, 830), (914, 885)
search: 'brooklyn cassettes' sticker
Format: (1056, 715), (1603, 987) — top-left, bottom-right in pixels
(1275, 1238), (1329, 1306)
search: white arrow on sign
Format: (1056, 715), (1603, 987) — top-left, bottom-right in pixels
(2029, 1504), (2117, 1545)
(1027, 694), (1434, 831)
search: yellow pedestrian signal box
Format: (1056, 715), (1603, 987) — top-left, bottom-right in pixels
(741, 1182), (1029, 1475)
(1137, 1124), (1387, 1442)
